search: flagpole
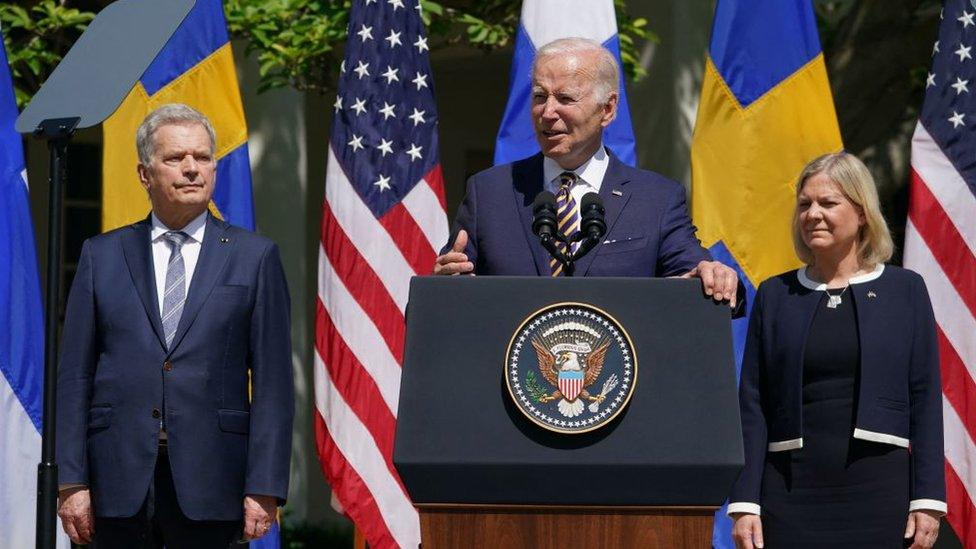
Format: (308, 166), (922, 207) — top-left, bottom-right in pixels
(34, 116), (79, 549)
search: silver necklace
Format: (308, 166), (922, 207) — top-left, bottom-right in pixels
(824, 285), (849, 309)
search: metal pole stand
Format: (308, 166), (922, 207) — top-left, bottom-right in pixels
(34, 116), (79, 549)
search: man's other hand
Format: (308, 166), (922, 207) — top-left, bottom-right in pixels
(682, 260), (739, 308)
(243, 494), (278, 541)
(434, 229), (474, 275)
(58, 486), (94, 545)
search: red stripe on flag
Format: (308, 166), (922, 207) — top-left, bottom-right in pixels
(424, 165), (447, 211)
(315, 299), (399, 463)
(946, 461), (976, 546)
(314, 412), (399, 549)
(938, 326), (976, 443)
(322, 204), (405, 363)
(378, 202), (436, 276)
(909, 170), (976, 318)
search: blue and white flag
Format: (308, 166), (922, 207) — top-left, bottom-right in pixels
(0, 25), (68, 549)
(494, 0), (637, 166)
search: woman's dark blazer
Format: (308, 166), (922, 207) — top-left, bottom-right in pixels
(727, 265), (946, 516)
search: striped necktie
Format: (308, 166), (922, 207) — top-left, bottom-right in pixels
(551, 171), (580, 276)
(161, 231), (189, 349)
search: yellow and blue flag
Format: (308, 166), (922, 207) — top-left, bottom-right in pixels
(689, 1), (842, 545)
(101, 0), (253, 232)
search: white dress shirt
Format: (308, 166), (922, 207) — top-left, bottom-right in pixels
(150, 211), (207, 314)
(542, 144), (609, 203)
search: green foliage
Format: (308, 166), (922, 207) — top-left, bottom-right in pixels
(0, 0), (94, 108)
(223, 0), (352, 93)
(0, 0), (654, 105)
(224, 0), (656, 95)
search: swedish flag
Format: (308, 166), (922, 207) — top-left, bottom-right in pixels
(689, 1), (842, 546)
(101, 0), (253, 232)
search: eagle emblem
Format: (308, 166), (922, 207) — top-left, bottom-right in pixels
(506, 303), (637, 434)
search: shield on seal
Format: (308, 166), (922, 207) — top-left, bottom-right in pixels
(558, 370), (584, 401)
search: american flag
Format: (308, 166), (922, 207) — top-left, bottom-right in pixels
(313, 0), (448, 547)
(903, 0), (976, 544)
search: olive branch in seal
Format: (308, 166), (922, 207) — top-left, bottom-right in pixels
(524, 371), (548, 402)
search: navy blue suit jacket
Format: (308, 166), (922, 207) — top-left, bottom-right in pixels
(56, 214), (294, 521)
(729, 265), (945, 514)
(447, 152), (711, 276)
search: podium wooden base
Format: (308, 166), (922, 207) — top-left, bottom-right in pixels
(417, 504), (717, 548)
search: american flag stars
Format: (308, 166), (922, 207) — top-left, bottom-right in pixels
(926, 8), (976, 133)
(385, 29), (402, 48)
(330, 0), (439, 215)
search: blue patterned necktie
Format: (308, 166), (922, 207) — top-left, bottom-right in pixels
(551, 171), (580, 276)
(161, 231), (189, 349)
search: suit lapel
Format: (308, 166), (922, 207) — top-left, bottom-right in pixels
(578, 152), (632, 276)
(513, 154), (551, 276)
(167, 215), (233, 355)
(121, 217), (167, 350)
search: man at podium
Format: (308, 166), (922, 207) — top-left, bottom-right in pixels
(434, 37), (739, 307)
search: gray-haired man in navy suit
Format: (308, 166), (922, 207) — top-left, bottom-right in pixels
(56, 104), (293, 548)
(434, 38), (740, 308)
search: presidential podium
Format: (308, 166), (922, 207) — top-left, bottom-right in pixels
(393, 277), (743, 548)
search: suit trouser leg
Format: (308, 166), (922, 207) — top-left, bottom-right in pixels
(93, 444), (239, 549)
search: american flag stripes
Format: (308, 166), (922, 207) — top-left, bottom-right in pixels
(903, 0), (976, 544)
(314, 0), (448, 547)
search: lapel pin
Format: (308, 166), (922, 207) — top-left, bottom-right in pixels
(867, 291), (877, 298)
(220, 237), (229, 243)
(612, 189), (623, 197)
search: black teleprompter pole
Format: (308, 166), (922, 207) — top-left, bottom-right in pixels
(34, 117), (79, 549)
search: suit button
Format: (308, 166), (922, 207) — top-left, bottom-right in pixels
(152, 408), (161, 419)
(163, 361), (173, 372)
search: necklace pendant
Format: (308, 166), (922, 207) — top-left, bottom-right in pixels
(827, 295), (842, 308)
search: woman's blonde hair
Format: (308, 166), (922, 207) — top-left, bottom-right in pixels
(791, 152), (893, 266)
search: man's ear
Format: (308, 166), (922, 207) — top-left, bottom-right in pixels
(136, 164), (150, 191)
(601, 91), (619, 127)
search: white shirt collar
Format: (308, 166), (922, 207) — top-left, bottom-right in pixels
(150, 211), (208, 243)
(543, 145), (609, 193)
(797, 264), (885, 290)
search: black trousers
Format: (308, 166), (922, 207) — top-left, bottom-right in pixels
(92, 445), (240, 549)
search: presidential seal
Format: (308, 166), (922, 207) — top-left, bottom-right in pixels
(505, 303), (637, 434)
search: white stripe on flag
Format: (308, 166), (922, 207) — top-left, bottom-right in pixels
(521, 0), (617, 48)
(325, 147), (413, 312)
(905, 223), (976, 376)
(402, 178), (449, 253)
(314, 354), (420, 547)
(943, 397), (976, 508)
(0, 376), (70, 549)
(912, 124), (976, 256)
(318, 246), (402, 415)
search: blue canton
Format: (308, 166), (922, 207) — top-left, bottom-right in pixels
(331, 0), (439, 218)
(922, 0), (976, 197)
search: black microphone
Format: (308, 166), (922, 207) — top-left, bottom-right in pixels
(573, 192), (607, 260)
(579, 192), (606, 240)
(531, 191), (558, 243)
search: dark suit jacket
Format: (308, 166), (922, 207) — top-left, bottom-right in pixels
(729, 265), (946, 514)
(447, 151), (711, 276)
(56, 214), (294, 521)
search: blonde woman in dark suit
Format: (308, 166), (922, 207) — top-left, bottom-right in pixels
(729, 152), (945, 548)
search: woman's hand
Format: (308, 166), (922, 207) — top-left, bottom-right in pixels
(731, 513), (764, 549)
(905, 510), (940, 549)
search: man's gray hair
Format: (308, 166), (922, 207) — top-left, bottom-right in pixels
(136, 103), (217, 165)
(534, 37), (620, 103)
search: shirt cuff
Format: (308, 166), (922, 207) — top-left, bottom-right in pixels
(727, 502), (761, 516)
(58, 483), (88, 492)
(909, 499), (947, 516)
